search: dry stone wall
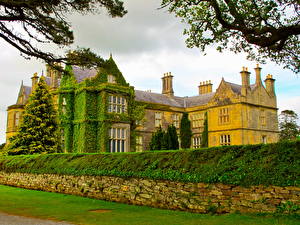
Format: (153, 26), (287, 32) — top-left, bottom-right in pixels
(0, 172), (299, 214)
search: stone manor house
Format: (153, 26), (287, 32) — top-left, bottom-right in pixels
(6, 56), (279, 152)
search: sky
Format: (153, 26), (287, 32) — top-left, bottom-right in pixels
(0, 0), (299, 144)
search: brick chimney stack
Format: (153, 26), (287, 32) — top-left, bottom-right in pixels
(162, 72), (174, 97)
(264, 74), (276, 96)
(254, 64), (262, 86)
(31, 72), (39, 93)
(198, 80), (213, 95)
(240, 66), (250, 96)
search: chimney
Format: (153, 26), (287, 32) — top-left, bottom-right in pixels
(240, 66), (250, 96)
(31, 72), (39, 93)
(254, 64), (262, 86)
(47, 63), (62, 89)
(198, 80), (213, 95)
(264, 74), (276, 96)
(162, 72), (174, 97)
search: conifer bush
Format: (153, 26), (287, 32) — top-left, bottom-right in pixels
(150, 125), (179, 150)
(7, 77), (58, 155)
(201, 112), (208, 148)
(180, 112), (192, 149)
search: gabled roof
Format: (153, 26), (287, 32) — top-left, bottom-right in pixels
(135, 90), (215, 108)
(15, 85), (31, 105)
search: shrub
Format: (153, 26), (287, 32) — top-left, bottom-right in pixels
(0, 140), (299, 187)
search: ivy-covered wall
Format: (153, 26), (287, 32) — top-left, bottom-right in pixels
(58, 57), (137, 153)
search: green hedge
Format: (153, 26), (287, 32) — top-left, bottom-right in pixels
(0, 141), (299, 187)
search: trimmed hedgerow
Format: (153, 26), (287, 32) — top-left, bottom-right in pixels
(0, 140), (299, 187)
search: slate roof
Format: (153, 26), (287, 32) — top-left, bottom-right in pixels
(22, 86), (32, 104)
(135, 90), (215, 108)
(225, 81), (256, 94)
(72, 66), (98, 83)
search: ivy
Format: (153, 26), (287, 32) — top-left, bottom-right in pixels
(58, 57), (144, 153)
(0, 140), (299, 187)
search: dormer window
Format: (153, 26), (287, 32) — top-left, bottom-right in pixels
(108, 95), (127, 113)
(108, 74), (116, 83)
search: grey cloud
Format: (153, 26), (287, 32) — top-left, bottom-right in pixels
(69, 0), (187, 55)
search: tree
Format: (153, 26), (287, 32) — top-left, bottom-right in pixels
(279, 110), (300, 141)
(180, 112), (192, 149)
(168, 125), (179, 150)
(0, 0), (126, 65)
(161, 0), (300, 73)
(149, 125), (179, 150)
(201, 112), (208, 148)
(149, 126), (164, 150)
(7, 77), (58, 155)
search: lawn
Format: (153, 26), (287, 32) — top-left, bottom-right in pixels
(0, 185), (298, 225)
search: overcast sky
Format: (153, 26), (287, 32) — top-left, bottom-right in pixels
(0, 0), (299, 144)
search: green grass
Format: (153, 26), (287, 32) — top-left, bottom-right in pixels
(0, 140), (299, 187)
(0, 185), (299, 225)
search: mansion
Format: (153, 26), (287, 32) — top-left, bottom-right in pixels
(6, 57), (279, 152)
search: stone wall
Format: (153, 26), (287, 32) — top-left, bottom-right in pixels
(0, 172), (299, 214)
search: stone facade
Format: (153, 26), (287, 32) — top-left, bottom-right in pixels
(0, 172), (299, 214)
(6, 60), (279, 151)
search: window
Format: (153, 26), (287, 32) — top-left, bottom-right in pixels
(62, 98), (67, 114)
(136, 136), (143, 152)
(192, 113), (204, 128)
(262, 135), (267, 144)
(14, 112), (20, 127)
(108, 127), (127, 153)
(108, 95), (127, 113)
(192, 136), (201, 149)
(108, 75), (116, 83)
(219, 108), (229, 124)
(172, 114), (180, 128)
(260, 110), (266, 126)
(155, 112), (162, 127)
(220, 134), (231, 146)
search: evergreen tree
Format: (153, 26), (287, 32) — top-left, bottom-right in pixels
(168, 125), (179, 150)
(149, 126), (164, 150)
(201, 112), (208, 148)
(180, 112), (192, 149)
(8, 77), (58, 155)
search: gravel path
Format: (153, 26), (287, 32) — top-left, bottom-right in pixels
(0, 212), (73, 225)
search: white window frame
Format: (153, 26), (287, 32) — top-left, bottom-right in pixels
(108, 95), (127, 114)
(192, 136), (201, 149)
(108, 127), (127, 153)
(172, 114), (180, 128)
(136, 135), (143, 152)
(192, 113), (204, 128)
(155, 112), (162, 127)
(220, 134), (231, 146)
(219, 108), (229, 124)
(108, 74), (116, 83)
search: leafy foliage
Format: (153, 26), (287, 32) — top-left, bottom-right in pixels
(0, 0), (126, 64)
(0, 143), (5, 150)
(201, 112), (208, 148)
(161, 0), (300, 73)
(279, 110), (300, 141)
(168, 125), (179, 150)
(0, 141), (299, 187)
(7, 77), (58, 155)
(150, 125), (179, 151)
(149, 126), (164, 150)
(180, 112), (192, 149)
(58, 56), (138, 153)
